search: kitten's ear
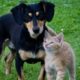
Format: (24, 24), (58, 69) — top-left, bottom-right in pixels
(44, 30), (52, 39)
(56, 32), (64, 45)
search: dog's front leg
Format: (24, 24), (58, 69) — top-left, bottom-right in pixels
(5, 50), (16, 75)
(0, 37), (5, 56)
(18, 69), (25, 80)
(15, 55), (24, 80)
(38, 62), (46, 80)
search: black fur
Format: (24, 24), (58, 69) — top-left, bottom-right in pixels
(39, 1), (55, 22)
(0, 1), (55, 78)
(18, 26), (46, 52)
(0, 14), (23, 52)
(14, 25), (47, 77)
(11, 1), (55, 25)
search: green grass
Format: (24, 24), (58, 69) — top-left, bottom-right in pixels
(0, 0), (80, 80)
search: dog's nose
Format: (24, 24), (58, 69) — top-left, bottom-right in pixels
(33, 28), (39, 34)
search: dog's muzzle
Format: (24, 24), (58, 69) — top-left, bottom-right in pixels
(33, 28), (39, 34)
(28, 26), (44, 39)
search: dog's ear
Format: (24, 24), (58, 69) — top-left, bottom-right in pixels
(39, 1), (55, 22)
(11, 3), (27, 25)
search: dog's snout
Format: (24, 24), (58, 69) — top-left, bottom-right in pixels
(33, 28), (39, 34)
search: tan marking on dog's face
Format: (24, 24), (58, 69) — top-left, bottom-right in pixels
(25, 22), (38, 38)
(37, 20), (44, 28)
(24, 20), (44, 38)
(25, 21), (33, 30)
(25, 20), (44, 29)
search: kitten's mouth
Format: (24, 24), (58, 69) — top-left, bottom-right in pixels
(46, 48), (53, 52)
(45, 42), (54, 47)
(45, 44), (52, 49)
(44, 44), (53, 51)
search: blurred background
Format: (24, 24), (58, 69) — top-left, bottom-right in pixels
(0, 0), (80, 80)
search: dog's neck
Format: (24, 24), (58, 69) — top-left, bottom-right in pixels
(18, 24), (47, 52)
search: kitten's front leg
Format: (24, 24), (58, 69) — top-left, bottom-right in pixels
(56, 70), (65, 80)
(46, 72), (56, 80)
(47, 73), (53, 80)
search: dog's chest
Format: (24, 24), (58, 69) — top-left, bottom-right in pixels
(19, 49), (45, 62)
(18, 28), (44, 51)
(18, 27), (46, 63)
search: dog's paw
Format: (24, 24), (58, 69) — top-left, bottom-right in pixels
(5, 69), (11, 75)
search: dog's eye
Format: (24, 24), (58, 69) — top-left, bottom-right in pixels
(36, 11), (45, 20)
(36, 11), (39, 16)
(28, 13), (32, 17)
(24, 12), (32, 22)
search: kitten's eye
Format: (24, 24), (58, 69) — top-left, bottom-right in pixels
(49, 42), (54, 44)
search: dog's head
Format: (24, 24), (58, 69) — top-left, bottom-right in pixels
(11, 1), (55, 38)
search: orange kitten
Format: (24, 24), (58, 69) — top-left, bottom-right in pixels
(43, 31), (75, 80)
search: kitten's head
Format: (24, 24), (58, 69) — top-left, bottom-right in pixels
(43, 31), (64, 52)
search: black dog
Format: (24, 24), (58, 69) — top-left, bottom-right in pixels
(0, 1), (55, 80)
